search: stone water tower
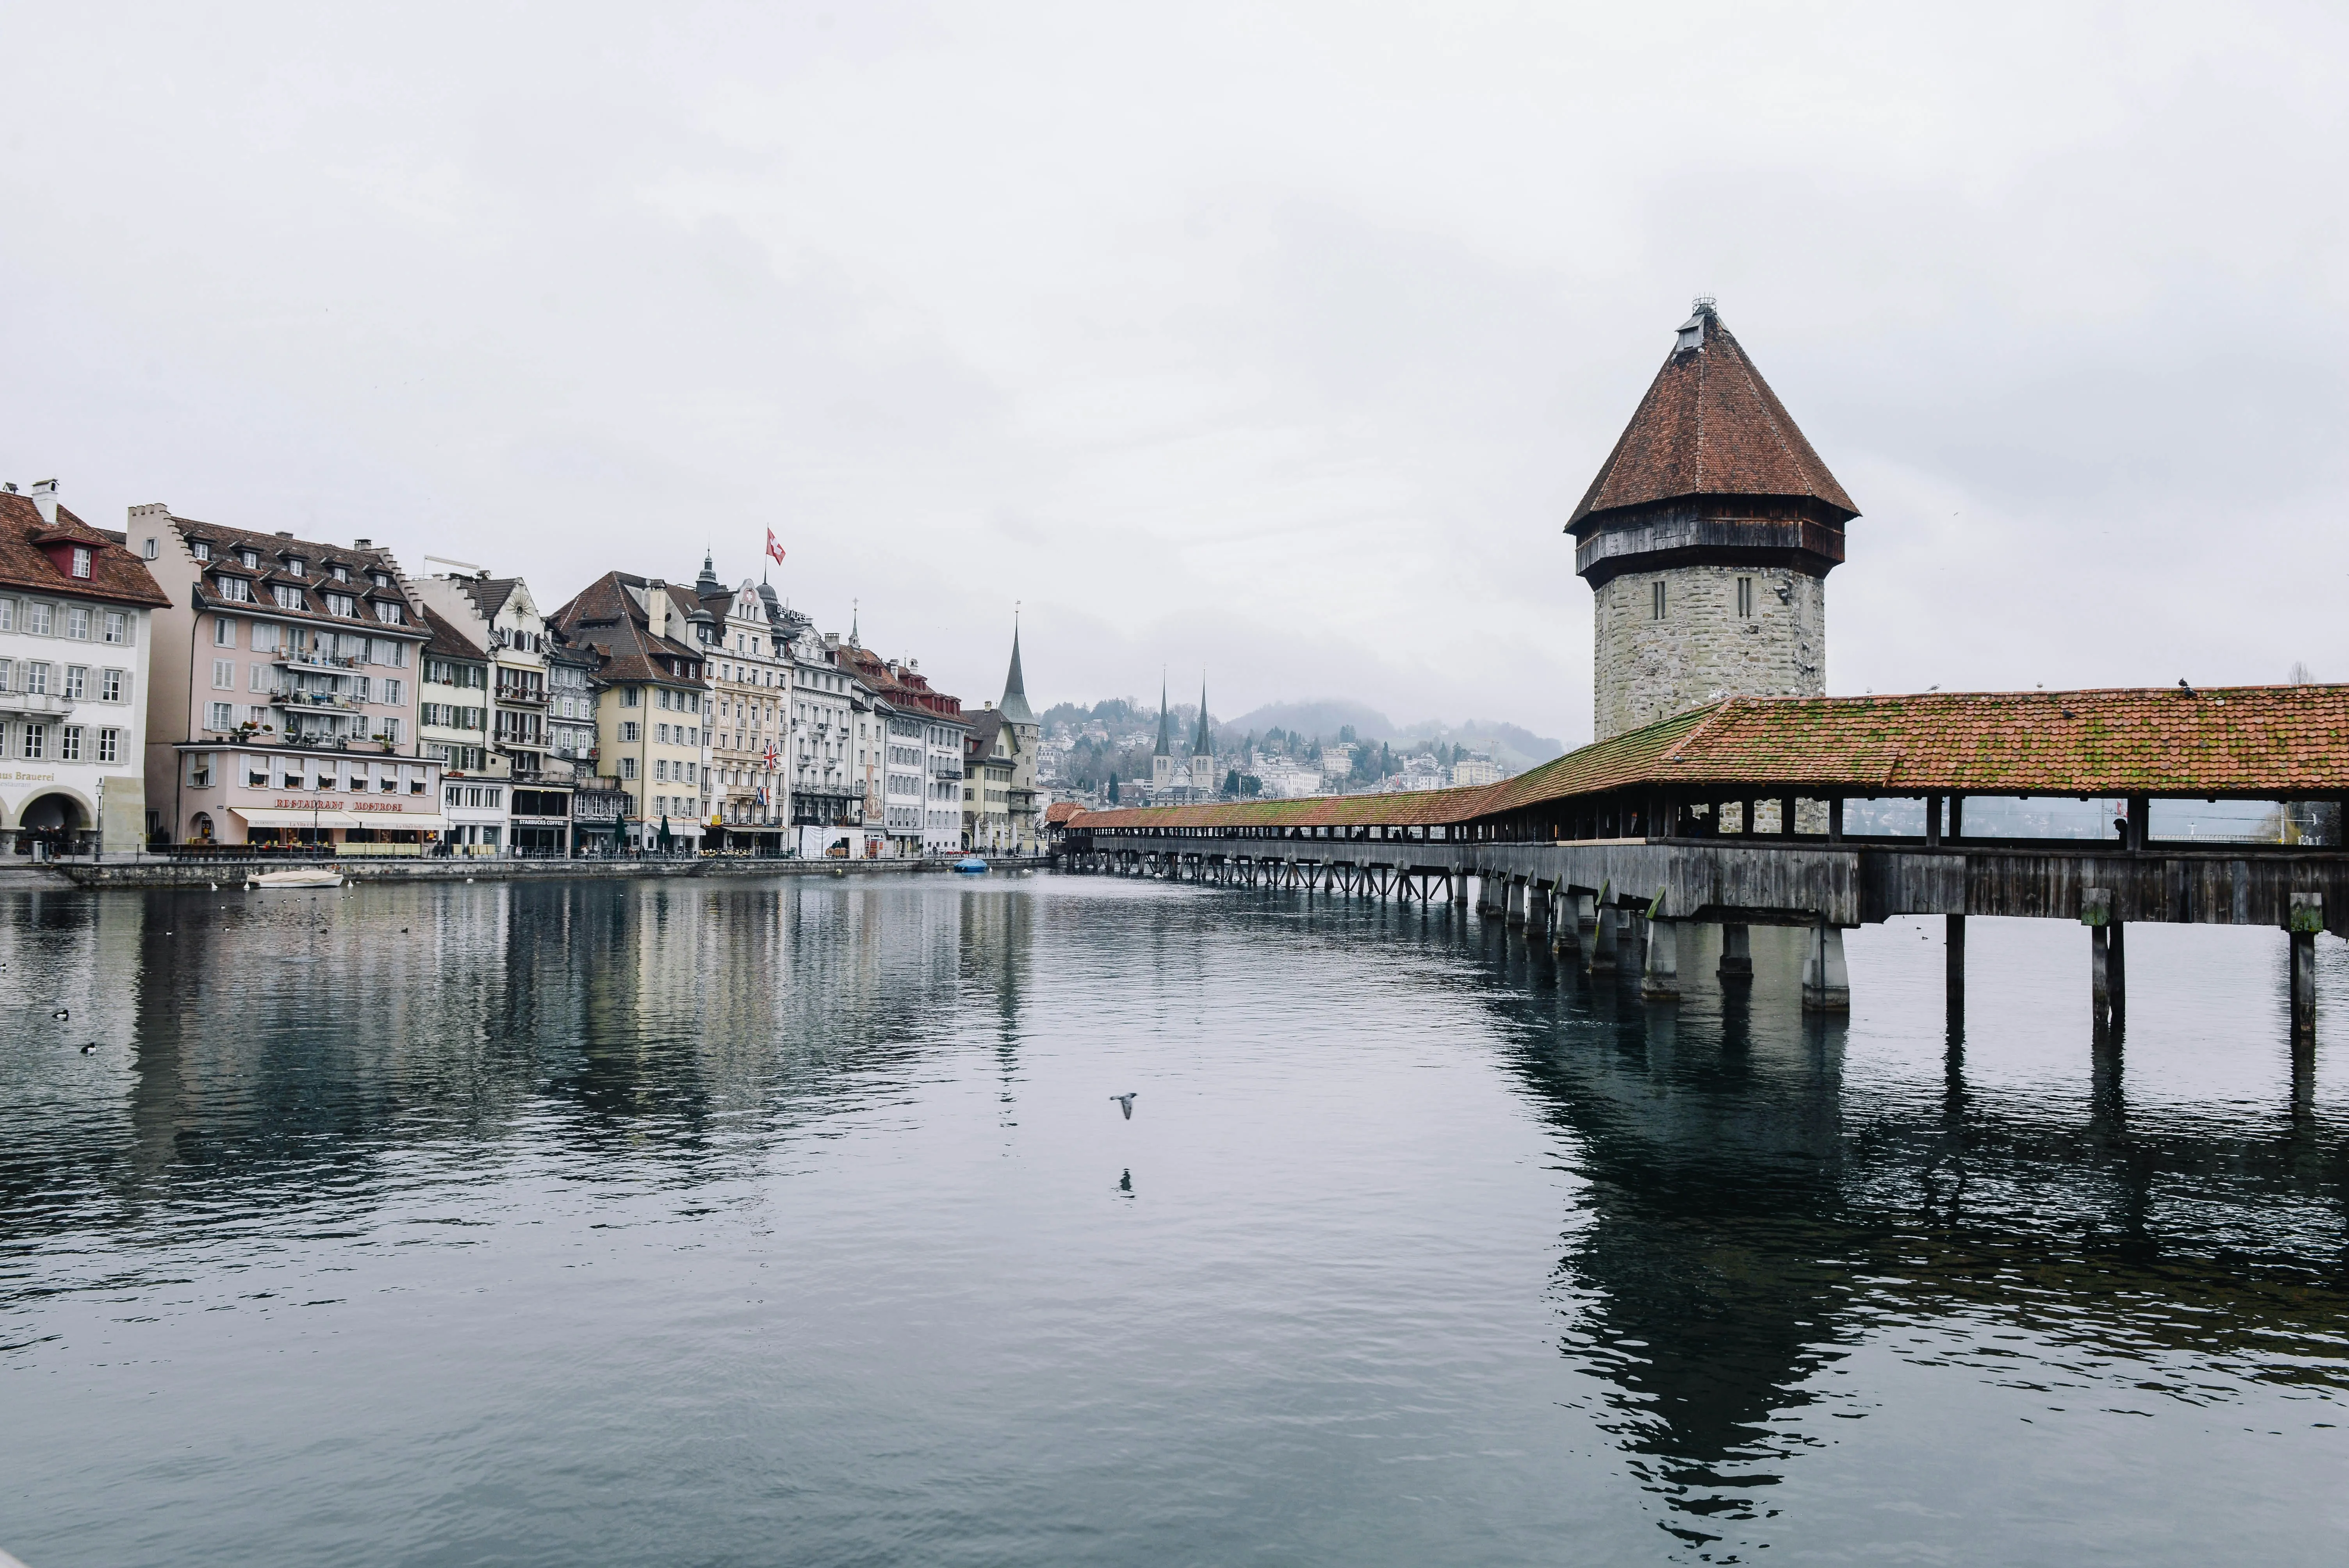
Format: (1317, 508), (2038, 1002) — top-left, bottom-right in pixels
(1570, 300), (1858, 739)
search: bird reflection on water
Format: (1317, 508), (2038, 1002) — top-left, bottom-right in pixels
(0, 877), (2343, 1566)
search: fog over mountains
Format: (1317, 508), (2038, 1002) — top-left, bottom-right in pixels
(1042, 694), (1564, 775)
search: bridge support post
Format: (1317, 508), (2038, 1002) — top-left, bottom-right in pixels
(1590, 905), (1620, 973)
(1506, 878), (1527, 927)
(2091, 923), (2112, 1032)
(1946, 914), (1966, 1031)
(1642, 918), (1680, 1000)
(1801, 924), (1850, 1012)
(2083, 888), (2115, 1036)
(2290, 893), (2322, 1045)
(1524, 883), (1548, 937)
(1717, 923), (1752, 983)
(2109, 922), (2125, 1029)
(1549, 891), (1577, 953)
(1449, 872), (1466, 906)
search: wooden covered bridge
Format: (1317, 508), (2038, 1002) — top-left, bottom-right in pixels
(1060, 682), (2349, 1040)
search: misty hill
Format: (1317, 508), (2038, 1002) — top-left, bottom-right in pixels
(1220, 699), (1395, 747)
(1043, 695), (1563, 775)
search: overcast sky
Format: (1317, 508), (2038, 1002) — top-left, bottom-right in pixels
(4, 3), (2344, 743)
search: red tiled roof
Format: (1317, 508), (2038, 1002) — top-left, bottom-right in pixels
(548, 572), (709, 686)
(419, 603), (487, 663)
(1568, 304), (1856, 529)
(1069, 684), (2349, 835)
(166, 515), (426, 634)
(1043, 801), (1084, 824)
(0, 493), (171, 608)
(1644, 685), (2349, 797)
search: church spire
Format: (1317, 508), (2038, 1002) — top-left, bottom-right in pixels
(999, 613), (1035, 727)
(1192, 677), (1211, 757)
(1154, 674), (1172, 757)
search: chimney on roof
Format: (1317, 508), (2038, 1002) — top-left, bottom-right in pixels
(29, 479), (58, 526)
(276, 530), (293, 539)
(646, 579), (669, 641)
(354, 537), (372, 549)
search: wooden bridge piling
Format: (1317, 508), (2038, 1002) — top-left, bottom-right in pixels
(1945, 913), (1966, 1032)
(1641, 918), (1680, 1000)
(1801, 924), (1850, 1012)
(1718, 922), (1753, 984)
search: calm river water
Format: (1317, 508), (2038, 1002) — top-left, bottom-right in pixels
(2, 873), (2345, 1566)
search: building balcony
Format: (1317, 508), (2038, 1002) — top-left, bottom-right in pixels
(273, 690), (360, 712)
(274, 649), (362, 672)
(0, 690), (73, 718)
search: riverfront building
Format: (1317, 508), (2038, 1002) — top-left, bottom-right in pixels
(417, 606), (504, 852)
(133, 506), (442, 849)
(417, 568), (581, 850)
(784, 621), (861, 858)
(839, 639), (969, 858)
(690, 556), (796, 854)
(0, 481), (168, 854)
(549, 572), (712, 853)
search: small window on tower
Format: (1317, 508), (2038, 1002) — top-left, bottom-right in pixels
(1651, 581), (1666, 621)
(1737, 577), (1754, 618)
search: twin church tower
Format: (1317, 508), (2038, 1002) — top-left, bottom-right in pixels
(1572, 299), (1857, 740)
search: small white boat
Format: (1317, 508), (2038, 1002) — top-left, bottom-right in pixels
(247, 866), (345, 889)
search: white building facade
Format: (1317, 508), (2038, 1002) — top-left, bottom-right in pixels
(0, 481), (167, 855)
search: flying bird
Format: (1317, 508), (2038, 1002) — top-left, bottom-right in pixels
(1110, 1093), (1137, 1119)
(79, 1042), (96, 1055)
(50, 1007), (68, 1021)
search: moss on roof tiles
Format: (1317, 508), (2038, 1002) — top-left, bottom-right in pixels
(1068, 685), (2349, 834)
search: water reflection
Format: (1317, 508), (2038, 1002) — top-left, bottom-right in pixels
(1, 878), (2344, 1565)
(1472, 918), (2348, 1554)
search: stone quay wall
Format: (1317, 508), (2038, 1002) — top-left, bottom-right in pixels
(37, 857), (1040, 890)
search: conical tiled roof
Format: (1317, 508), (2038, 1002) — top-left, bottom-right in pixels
(1568, 302), (1856, 530)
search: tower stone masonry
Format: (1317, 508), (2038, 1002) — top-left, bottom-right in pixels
(1570, 301), (1857, 740)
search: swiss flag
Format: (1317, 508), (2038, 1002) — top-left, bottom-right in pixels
(765, 528), (786, 565)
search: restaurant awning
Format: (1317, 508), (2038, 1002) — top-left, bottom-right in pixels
(231, 808), (453, 831)
(232, 807), (367, 828)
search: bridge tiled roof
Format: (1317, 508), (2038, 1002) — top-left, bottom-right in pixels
(1648, 685), (2349, 797)
(1068, 684), (2349, 834)
(1567, 303), (1856, 530)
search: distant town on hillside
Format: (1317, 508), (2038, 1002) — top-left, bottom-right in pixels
(1031, 695), (1564, 807)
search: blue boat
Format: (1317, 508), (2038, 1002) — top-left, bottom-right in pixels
(954, 855), (989, 874)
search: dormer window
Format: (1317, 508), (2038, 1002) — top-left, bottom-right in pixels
(371, 572), (389, 588)
(331, 565), (349, 583)
(70, 546), (91, 579)
(240, 549), (260, 569)
(192, 540), (212, 561)
(274, 584), (305, 610)
(325, 591), (357, 617)
(374, 600), (405, 625)
(286, 557), (305, 577)
(216, 575), (254, 603)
